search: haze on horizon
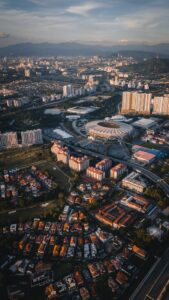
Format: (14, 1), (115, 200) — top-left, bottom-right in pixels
(0, 0), (169, 47)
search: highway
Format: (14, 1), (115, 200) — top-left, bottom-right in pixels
(65, 142), (169, 197)
(130, 247), (169, 300)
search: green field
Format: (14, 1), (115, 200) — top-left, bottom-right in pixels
(0, 145), (52, 169)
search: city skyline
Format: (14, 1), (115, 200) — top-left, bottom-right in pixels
(0, 0), (169, 47)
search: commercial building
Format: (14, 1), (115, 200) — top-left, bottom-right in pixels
(153, 95), (169, 115)
(21, 129), (43, 146)
(132, 118), (157, 129)
(52, 129), (73, 140)
(133, 150), (156, 164)
(67, 106), (97, 115)
(110, 163), (127, 180)
(86, 167), (105, 181)
(121, 92), (152, 114)
(122, 172), (146, 193)
(96, 159), (112, 172)
(132, 145), (164, 158)
(0, 132), (18, 149)
(69, 156), (89, 172)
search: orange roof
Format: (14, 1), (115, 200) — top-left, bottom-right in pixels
(87, 167), (104, 175)
(111, 163), (126, 171)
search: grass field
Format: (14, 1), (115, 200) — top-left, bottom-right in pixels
(0, 199), (63, 225)
(0, 145), (52, 169)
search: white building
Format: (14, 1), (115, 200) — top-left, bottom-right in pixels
(153, 95), (169, 115)
(86, 167), (105, 181)
(110, 163), (127, 180)
(122, 91), (152, 114)
(63, 85), (74, 98)
(21, 129), (43, 146)
(69, 156), (89, 172)
(0, 132), (18, 149)
(122, 172), (146, 193)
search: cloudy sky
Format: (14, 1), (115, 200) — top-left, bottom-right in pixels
(0, 0), (169, 46)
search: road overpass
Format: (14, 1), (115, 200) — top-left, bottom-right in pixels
(130, 247), (169, 300)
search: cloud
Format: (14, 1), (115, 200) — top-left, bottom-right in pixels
(66, 2), (105, 16)
(0, 0), (169, 45)
(0, 32), (10, 38)
(119, 39), (129, 44)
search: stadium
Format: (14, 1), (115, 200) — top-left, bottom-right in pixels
(85, 120), (134, 140)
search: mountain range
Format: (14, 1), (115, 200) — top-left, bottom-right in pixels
(0, 42), (169, 58)
(120, 58), (169, 74)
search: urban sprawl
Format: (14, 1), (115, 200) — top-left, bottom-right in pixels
(0, 55), (169, 300)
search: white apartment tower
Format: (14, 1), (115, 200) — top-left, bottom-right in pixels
(21, 129), (43, 146)
(63, 85), (74, 98)
(153, 95), (169, 115)
(122, 92), (152, 114)
(0, 132), (18, 149)
(69, 156), (89, 172)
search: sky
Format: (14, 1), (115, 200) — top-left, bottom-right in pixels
(0, 0), (169, 47)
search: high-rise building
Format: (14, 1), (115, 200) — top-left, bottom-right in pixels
(153, 95), (169, 115)
(121, 91), (135, 113)
(51, 141), (69, 164)
(69, 156), (89, 172)
(63, 85), (74, 98)
(121, 92), (152, 114)
(57, 150), (69, 165)
(24, 69), (31, 78)
(21, 129), (43, 146)
(110, 163), (126, 180)
(96, 159), (112, 172)
(6, 97), (29, 108)
(86, 167), (105, 181)
(0, 132), (18, 149)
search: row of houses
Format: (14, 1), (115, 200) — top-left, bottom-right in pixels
(0, 167), (54, 201)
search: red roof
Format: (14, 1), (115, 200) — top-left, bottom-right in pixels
(134, 150), (156, 161)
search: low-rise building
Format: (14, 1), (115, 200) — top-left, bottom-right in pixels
(95, 203), (135, 229)
(120, 195), (152, 213)
(133, 150), (156, 164)
(122, 172), (146, 193)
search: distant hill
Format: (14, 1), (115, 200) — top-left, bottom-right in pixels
(0, 42), (111, 57)
(0, 42), (169, 57)
(119, 58), (169, 74)
(113, 50), (167, 60)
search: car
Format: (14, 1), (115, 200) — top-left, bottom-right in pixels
(8, 210), (16, 215)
